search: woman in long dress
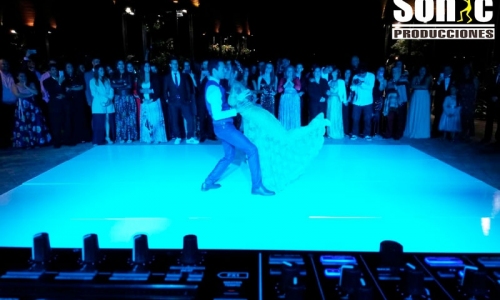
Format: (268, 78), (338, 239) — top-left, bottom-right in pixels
(63, 63), (89, 143)
(111, 60), (138, 143)
(12, 71), (51, 148)
(404, 66), (432, 139)
(228, 69), (330, 192)
(278, 66), (301, 130)
(138, 62), (167, 143)
(326, 67), (346, 139)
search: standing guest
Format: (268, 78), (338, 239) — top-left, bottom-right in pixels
(439, 86), (461, 141)
(457, 64), (479, 141)
(183, 61), (199, 139)
(23, 58), (42, 91)
(383, 88), (401, 140)
(386, 66), (409, 140)
(307, 66), (330, 125)
(350, 63), (375, 141)
(404, 66), (432, 139)
(1, 59), (32, 147)
(89, 65), (115, 145)
(127, 62), (142, 137)
(12, 71), (51, 148)
(40, 59), (57, 105)
(278, 66), (302, 130)
(372, 67), (386, 137)
(43, 64), (70, 148)
(257, 63), (278, 116)
(111, 60), (138, 143)
(83, 58), (99, 135)
(432, 65), (454, 137)
(84, 58), (100, 107)
(295, 63), (308, 126)
(63, 63), (89, 143)
(482, 63), (500, 145)
(164, 58), (198, 145)
(138, 62), (167, 143)
(326, 67), (346, 139)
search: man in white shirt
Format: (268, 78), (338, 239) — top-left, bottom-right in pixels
(201, 60), (274, 196)
(350, 64), (375, 141)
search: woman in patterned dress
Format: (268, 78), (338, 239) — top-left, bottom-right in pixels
(12, 71), (51, 148)
(111, 60), (138, 143)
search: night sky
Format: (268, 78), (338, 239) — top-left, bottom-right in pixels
(203, 0), (385, 64)
(3, 0), (497, 69)
(42, 0), (384, 66)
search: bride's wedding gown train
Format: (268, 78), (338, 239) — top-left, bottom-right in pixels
(229, 82), (329, 191)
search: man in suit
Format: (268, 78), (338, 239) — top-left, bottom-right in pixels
(432, 65), (454, 137)
(482, 63), (500, 145)
(164, 58), (198, 145)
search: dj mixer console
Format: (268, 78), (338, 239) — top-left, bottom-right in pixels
(0, 233), (499, 299)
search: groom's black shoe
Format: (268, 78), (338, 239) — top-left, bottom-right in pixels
(251, 186), (275, 196)
(201, 182), (221, 191)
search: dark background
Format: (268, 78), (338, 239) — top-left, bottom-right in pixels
(0, 0), (499, 71)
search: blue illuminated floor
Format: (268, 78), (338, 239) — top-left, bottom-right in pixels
(0, 144), (498, 253)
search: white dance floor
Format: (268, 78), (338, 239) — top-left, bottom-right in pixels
(0, 144), (498, 253)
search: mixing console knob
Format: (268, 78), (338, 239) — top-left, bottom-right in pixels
(379, 240), (403, 269)
(340, 266), (361, 295)
(403, 268), (424, 296)
(355, 285), (373, 300)
(82, 234), (99, 264)
(181, 235), (199, 265)
(32, 232), (51, 263)
(462, 268), (488, 297)
(285, 276), (305, 300)
(133, 234), (149, 264)
(280, 261), (301, 292)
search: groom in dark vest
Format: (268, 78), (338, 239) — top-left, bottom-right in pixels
(201, 60), (274, 196)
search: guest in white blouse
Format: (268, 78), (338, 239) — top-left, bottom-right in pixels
(90, 65), (115, 145)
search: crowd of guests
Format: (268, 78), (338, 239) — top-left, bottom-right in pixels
(1, 53), (499, 150)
